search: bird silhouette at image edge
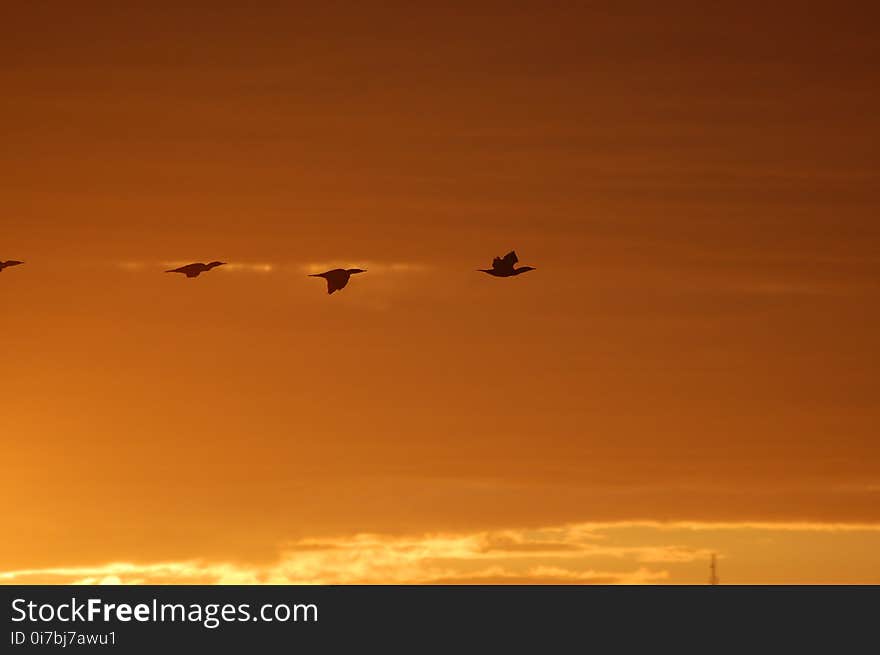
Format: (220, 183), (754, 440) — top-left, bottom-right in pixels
(0, 260), (24, 272)
(309, 268), (366, 294)
(165, 262), (226, 278)
(478, 251), (535, 277)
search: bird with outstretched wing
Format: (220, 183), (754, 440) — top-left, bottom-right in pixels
(478, 250), (535, 278)
(165, 261), (226, 278)
(309, 268), (367, 295)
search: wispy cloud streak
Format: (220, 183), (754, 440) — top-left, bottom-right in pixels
(9, 520), (877, 585)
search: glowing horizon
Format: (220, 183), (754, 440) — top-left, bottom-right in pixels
(2, 3), (879, 585)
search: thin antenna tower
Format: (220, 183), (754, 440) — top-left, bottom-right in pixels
(709, 553), (719, 585)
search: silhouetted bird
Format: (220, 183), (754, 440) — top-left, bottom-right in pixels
(165, 262), (226, 278)
(0, 260), (24, 272)
(478, 251), (535, 277)
(309, 268), (366, 294)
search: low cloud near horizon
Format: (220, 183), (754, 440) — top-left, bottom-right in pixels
(3, 521), (880, 585)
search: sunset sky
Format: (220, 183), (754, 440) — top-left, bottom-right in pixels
(2, 2), (880, 584)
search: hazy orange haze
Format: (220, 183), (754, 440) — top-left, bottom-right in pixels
(2, 2), (880, 584)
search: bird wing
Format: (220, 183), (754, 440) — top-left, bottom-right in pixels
(493, 251), (518, 271)
(327, 271), (350, 293)
(167, 263), (201, 275)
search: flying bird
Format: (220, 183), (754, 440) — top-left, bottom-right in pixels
(165, 261), (226, 278)
(478, 251), (535, 277)
(309, 268), (366, 294)
(0, 260), (24, 272)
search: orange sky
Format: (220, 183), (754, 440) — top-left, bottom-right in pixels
(2, 2), (880, 584)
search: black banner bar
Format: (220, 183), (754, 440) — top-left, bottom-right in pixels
(2, 585), (877, 651)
